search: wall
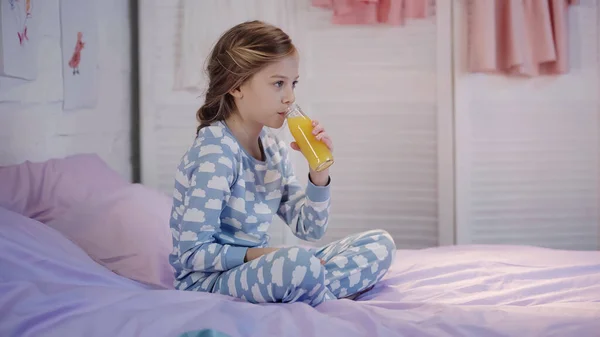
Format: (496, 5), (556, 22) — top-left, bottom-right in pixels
(138, 0), (453, 248)
(0, 0), (135, 181)
(139, 0), (600, 250)
(454, 0), (600, 250)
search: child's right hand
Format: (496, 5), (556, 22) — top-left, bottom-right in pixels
(244, 247), (279, 262)
(245, 248), (326, 265)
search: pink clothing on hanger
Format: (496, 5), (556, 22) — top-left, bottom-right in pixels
(468, 0), (578, 77)
(312, 0), (430, 26)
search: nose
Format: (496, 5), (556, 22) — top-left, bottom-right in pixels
(282, 86), (295, 105)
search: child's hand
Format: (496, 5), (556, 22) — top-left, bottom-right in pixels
(290, 120), (334, 152)
(290, 120), (333, 186)
(244, 247), (279, 263)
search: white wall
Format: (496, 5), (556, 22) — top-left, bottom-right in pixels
(0, 0), (134, 181)
(139, 0), (600, 250)
(453, 0), (600, 250)
(139, 0), (453, 248)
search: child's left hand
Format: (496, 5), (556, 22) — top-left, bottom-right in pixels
(290, 120), (334, 153)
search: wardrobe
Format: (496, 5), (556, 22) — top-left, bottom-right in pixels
(138, 0), (600, 250)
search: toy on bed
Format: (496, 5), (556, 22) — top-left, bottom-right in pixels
(1, 154), (599, 337)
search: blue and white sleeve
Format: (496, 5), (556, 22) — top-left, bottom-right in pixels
(276, 142), (331, 241)
(174, 135), (248, 273)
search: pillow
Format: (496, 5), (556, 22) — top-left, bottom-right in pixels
(0, 153), (128, 223)
(0, 206), (157, 291)
(46, 183), (176, 289)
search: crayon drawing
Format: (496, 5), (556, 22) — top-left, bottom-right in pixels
(60, 0), (98, 110)
(68, 32), (84, 75)
(0, 0), (38, 80)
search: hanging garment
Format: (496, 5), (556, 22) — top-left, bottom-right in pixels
(312, 0), (431, 26)
(468, 0), (579, 77)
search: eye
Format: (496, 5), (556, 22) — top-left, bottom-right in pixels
(292, 80), (299, 89)
(274, 81), (284, 88)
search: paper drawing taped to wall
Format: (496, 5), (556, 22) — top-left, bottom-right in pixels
(60, 0), (98, 110)
(0, 0), (38, 80)
(12, 0), (32, 45)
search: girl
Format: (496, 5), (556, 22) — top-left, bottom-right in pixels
(169, 20), (396, 307)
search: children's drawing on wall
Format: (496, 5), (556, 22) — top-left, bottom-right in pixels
(60, 0), (98, 110)
(8, 0), (31, 45)
(0, 0), (38, 81)
(15, 0), (32, 45)
(68, 32), (84, 75)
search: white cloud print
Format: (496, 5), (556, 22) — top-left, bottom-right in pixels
(198, 161), (216, 173)
(257, 222), (269, 232)
(200, 225), (214, 232)
(205, 199), (222, 210)
(173, 188), (183, 201)
(365, 242), (388, 261)
(244, 169), (255, 183)
(221, 136), (239, 153)
(183, 208), (205, 223)
(208, 126), (223, 138)
(193, 137), (204, 148)
(175, 169), (189, 188)
(222, 217), (242, 229)
(254, 163), (267, 171)
(218, 156), (233, 169)
(264, 170), (281, 184)
(236, 178), (245, 188)
(192, 188), (206, 198)
(291, 266), (307, 286)
(199, 144), (223, 157)
(265, 190), (282, 200)
(271, 152), (282, 165)
(254, 202), (271, 214)
(207, 176), (229, 191)
(307, 199), (329, 212)
(246, 215), (258, 223)
(179, 230), (197, 241)
(229, 196), (246, 214)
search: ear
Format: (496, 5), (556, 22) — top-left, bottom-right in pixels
(229, 86), (243, 99)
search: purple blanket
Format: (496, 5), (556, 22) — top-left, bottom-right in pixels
(1, 207), (599, 337)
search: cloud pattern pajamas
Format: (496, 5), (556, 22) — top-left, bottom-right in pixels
(212, 229), (395, 306)
(169, 122), (396, 307)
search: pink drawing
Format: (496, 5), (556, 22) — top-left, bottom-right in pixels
(9, 0), (31, 46)
(17, 26), (28, 45)
(17, 26), (29, 45)
(68, 32), (85, 75)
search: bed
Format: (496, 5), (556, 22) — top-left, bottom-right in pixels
(1, 154), (599, 337)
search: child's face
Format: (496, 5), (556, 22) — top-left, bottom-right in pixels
(233, 52), (300, 129)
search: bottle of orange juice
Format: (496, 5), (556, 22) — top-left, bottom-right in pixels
(286, 103), (334, 172)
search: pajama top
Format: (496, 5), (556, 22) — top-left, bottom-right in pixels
(169, 121), (331, 289)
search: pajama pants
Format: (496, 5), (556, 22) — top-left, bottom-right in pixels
(210, 229), (396, 307)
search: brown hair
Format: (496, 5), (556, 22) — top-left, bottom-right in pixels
(196, 20), (296, 133)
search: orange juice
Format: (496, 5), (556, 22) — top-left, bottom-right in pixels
(286, 105), (334, 172)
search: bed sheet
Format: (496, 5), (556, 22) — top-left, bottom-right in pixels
(1, 208), (599, 337)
